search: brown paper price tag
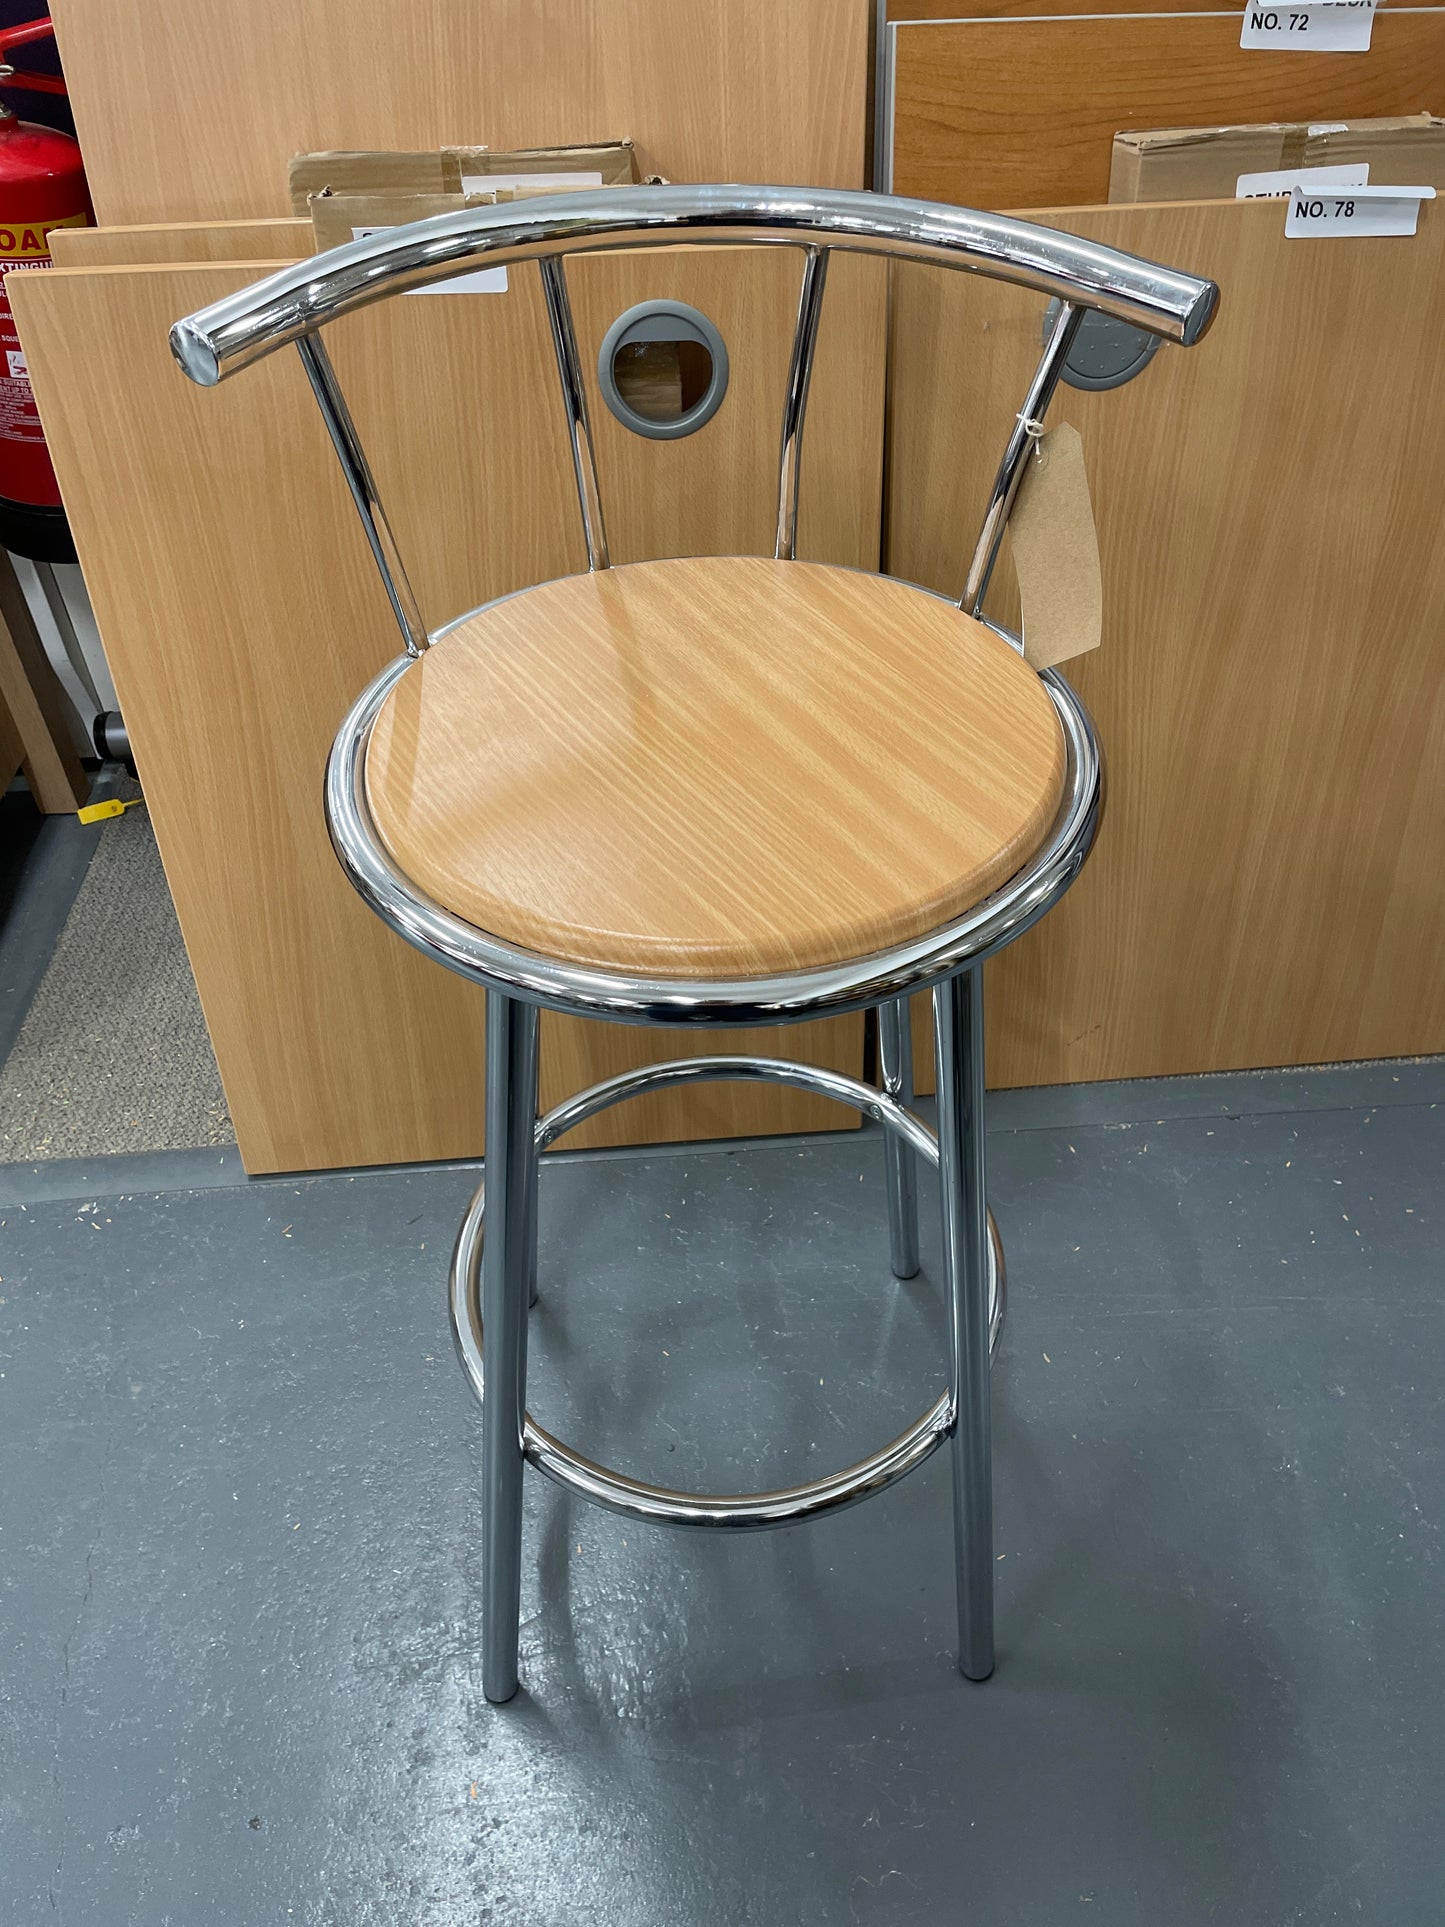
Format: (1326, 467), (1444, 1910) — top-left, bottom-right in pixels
(1008, 423), (1102, 672)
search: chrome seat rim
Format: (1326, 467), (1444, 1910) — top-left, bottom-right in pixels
(448, 1055), (1005, 1531)
(325, 629), (1103, 1028)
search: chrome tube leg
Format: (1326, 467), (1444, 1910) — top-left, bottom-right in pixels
(878, 997), (920, 1280)
(524, 1133), (540, 1311)
(934, 965), (995, 1682)
(520, 1012), (541, 1311)
(481, 989), (540, 1704)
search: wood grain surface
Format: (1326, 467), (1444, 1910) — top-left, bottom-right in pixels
(0, 552), (87, 814)
(0, 682), (22, 791)
(888, 196), (1445, 1089)
(49, 0), (871, 226)
(367, 557), (1065, 976)
(890, 12), (1445, 207)
(50, 219), (310, 268)
(47, 234), (886, 577)
(569, 249), (887, 572)
(12, 243), (883, 1169)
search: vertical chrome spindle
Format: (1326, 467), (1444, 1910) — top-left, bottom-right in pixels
(878, 997), (920, 1279)
(959, 300), (1085, 618)
(775, 245), (830, 561)
(934, 964), (995, 1681)
(295, 334), (428, 657)
(540, 256), (610, 571)
(480, 990), (540, 1704)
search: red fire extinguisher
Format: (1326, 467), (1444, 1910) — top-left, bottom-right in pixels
(0, 16), (91, 561)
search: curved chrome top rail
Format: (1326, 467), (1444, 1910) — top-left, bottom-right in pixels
(170, 183), (1218, 386)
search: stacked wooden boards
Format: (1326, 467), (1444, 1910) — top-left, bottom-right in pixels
(888, 196), (1445, 1090)
(876, 0), (1445, 1090)
(15, 231), (884, 1172)
(878, 0), (1445, 206)
(23, 1), (884, 1172)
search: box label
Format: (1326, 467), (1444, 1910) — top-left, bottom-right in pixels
(459, 169), (603, 195)
(351, 225), (508, 294)
(1284, 183), (1436, 237)
(1236, 161), (1368, 198)
(1239, 0), (1377, 52)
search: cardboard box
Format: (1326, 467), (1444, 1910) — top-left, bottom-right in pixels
(1109, 114), (1445, 202)
(289, 140), (640, 214)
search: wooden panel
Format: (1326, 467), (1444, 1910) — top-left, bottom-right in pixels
(367, 558), (1064, 974)
(43, 238), (887, 567)
(13, 249), (879, 1170)
(570, 248), (885, 570)
(891, 12), (1445, 208)
(0, 552), (88, 814)
(50, 219), (310, 268)
(0, 673), (24, 789)
(890, 197), (1445, 1089)
(50, 0), (871, 227)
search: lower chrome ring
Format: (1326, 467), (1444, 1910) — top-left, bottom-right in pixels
(449, 1055), (1005, 1531)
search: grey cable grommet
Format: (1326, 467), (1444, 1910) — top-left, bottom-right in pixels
(596, 299), (729, 440)
(1042, 296), (1161, 393)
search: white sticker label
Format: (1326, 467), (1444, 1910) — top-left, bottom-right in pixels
(1284, 182), (1436, 237)
(1239, 0), (1377, 52)
(351, 225), (507, 294)
(1236, 160), (1367, 199)
(6, 347), (27, 378)
(459, 169), (603, 195)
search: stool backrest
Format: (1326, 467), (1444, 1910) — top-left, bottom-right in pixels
(171, 185), (1217, 658)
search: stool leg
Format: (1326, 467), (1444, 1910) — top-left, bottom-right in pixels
(934, 965), (995, 1682)
(481, 989), (540, 1704)
(524, 1091), (540, 1312)
(878, 996), (920, 1280)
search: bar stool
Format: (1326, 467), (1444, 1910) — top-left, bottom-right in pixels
(172, 187), (1216, 1704)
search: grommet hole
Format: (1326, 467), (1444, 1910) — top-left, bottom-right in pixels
(611, 336), (715, 423)
(597, 299), (730, 440)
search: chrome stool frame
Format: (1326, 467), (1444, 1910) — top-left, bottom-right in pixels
(173, 186), (1216, 1703)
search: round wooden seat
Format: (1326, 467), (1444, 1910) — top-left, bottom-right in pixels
(364, 556), (1066, 979)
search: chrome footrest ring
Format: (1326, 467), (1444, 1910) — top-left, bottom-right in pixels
(449, 1054), (1004, 1531)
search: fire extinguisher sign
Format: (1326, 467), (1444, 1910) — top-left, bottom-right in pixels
(0, 14), (96, 548)
(0, 213), (88, 482)
(0, 214), (83, 257)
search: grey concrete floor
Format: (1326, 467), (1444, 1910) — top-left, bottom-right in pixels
(1, 1060), (1442, 1925)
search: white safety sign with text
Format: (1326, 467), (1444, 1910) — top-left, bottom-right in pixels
(1284, 183), (1437, 238)
(1239, 0), (1377, 52)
